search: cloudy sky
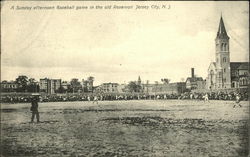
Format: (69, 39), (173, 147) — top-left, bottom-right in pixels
(1, 1), (249, 85)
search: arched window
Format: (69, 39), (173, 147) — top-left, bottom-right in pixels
(224, 43), (227, 51)
(221, 43), (224, 51)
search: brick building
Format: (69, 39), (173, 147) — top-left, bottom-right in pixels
(185, 68), (205, 90)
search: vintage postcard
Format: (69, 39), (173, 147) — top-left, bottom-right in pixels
(1, 1), (249, 156)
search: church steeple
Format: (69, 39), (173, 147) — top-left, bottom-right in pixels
(137, 76), (141, 85)
(216, 16), (229, 40)
(214, 15), (231, 89)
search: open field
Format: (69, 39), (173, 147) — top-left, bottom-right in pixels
(1, 100), (249, 157)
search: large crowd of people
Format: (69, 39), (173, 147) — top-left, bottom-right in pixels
(1, 91), (249, 103)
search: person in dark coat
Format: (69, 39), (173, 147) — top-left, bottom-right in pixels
(31, 96), (40, 123)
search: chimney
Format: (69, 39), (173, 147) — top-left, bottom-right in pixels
(191, 68), (194, 78)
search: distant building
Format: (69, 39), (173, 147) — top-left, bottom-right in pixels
(142, 84), (154, 94)
(185, 68), (205, 90)
(39, 78), (49, 93)
(117, 84), (128, 93)
(206, 16), (249, 89)
(142, 82), (186, 95)
(82, 76), (94, 92)
(39, 78), (61, 94)
(230, 62), (249, 88)
(95, 83), (119, 93)
(0, 81), (18, 92)
(49, 79), (61, 94)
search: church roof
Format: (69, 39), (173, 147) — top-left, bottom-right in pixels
(186, 77), (203, 83)
(208, 62), (216, 71)
(212, 62), (216, 67)
(216, 16), (229, 40)
(230, 62), (249, 70)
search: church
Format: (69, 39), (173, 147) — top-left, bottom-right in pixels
(206, 16), (249, 90)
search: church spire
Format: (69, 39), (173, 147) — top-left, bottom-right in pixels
(216, 16), (229, 40)
(137, 76), (141, 85)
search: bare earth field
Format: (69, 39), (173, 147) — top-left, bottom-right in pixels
(1, 100), (249, 157)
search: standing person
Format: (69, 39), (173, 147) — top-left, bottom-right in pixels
(190, 93), (193, 100)
(233, 93), (242, 108)
(93, 95), (98, 104)
(30, 95), (40, 123)
(204, 93), (209, 102)
(164, 94), (167, 100)
(87, 95), (91, 101)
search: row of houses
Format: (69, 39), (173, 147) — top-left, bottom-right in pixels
(0, 77), (188, 95)
(0, 77), (94, 94)
(1, 65), (248, 95)
(94, 71), (196, 95)
(39, 77), (94, 94)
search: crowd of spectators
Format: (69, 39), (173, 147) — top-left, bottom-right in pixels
(1, 91), (249, 103)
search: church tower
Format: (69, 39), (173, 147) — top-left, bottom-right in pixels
(215, 16), (231, 88)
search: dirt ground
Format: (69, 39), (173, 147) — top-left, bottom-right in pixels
(1, 100), (249, 157)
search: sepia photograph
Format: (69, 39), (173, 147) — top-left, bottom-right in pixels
(1, 1), (249, 157)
